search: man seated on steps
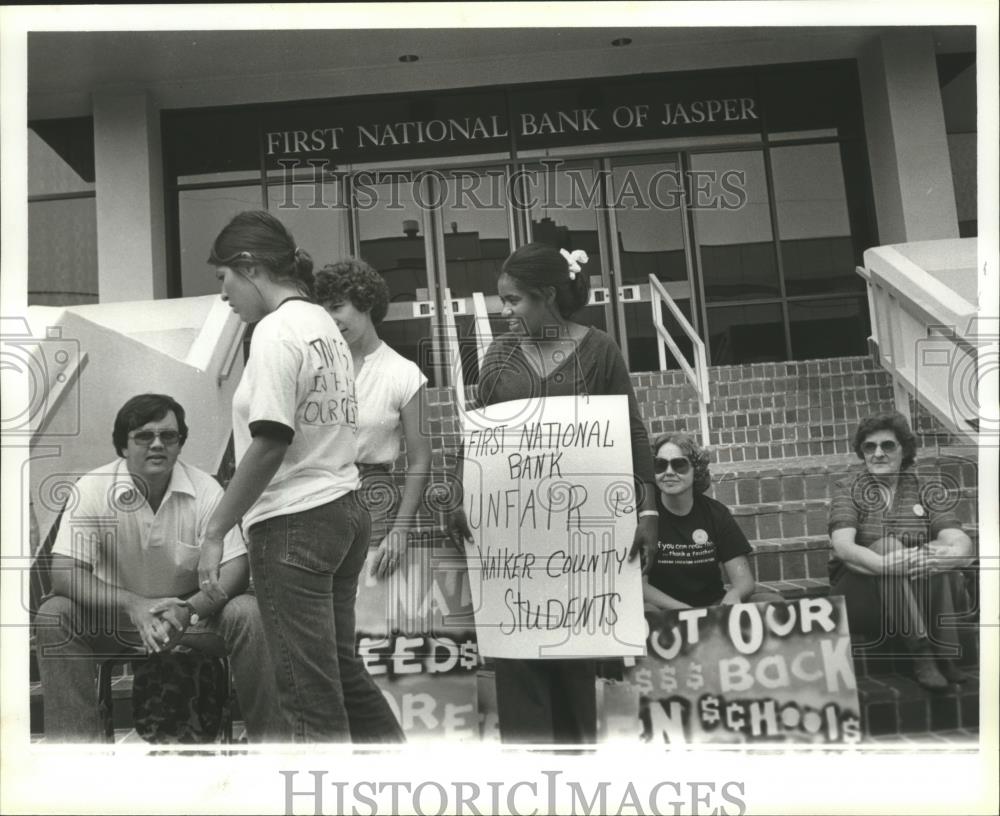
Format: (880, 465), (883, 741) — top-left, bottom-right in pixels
(34, 393), (287, 742)
(827, 411), (975, 692)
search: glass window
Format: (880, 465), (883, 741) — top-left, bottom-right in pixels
(355, 174), (437, 383)
(28, 198), (98, 306)
(266, 177), (352, 271)
(630, 299), (696, 375)
(28, 119), (95, 196)
(178, 185), (264, 297)
(789, 297), (869, 359)
(771, 143), (859, 296)
(523, 160), (608, 334)
(611, 158), (688, 286)
(691, 151), (780, 302)
(28, 119), (97, 306)
(439, 168), (511, 298)
(707, 302), (784, 365)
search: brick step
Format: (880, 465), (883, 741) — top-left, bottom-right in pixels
(632, 355), (886, 390)
(748, 536), (832, 583)
(638, 384), (894, 421)
(702, 419), (977, 451)
(647, 405), (895, 434)
(858, 668), (979, 738)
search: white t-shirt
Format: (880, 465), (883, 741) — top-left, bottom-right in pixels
(51, 458), (247, 598)
(355, 342), (427, 465)
(232, 299), (360, 529)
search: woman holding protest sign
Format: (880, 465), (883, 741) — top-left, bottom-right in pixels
(827, 412), (974, 691)
(316, 259), (431, 585)
(447, 241), (658, 744)
(197, 211), (401, 742)
(642, 432), (779, 612)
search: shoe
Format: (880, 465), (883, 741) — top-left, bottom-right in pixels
(913, 654), (948, 691)
(938, 659), (968, 684)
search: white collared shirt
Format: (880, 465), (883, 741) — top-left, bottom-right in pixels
(51, 458), (247, 598)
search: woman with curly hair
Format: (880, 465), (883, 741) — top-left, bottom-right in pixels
(828, 412), (974, 690)
(643, 432), (772, 610)
(315, 259), (430, 586)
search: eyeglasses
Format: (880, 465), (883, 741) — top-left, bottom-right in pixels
(654, 456), (692, 475)
(129, 430), (182, 446)
(861, 440), (899, 455)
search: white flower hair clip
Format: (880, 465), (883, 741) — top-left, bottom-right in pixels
(559, 248), (589, 280)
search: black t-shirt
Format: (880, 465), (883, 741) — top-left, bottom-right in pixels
(647, 493), (752, 608)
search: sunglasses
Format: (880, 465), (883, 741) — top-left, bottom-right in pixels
(861, 440), (898, 455)
(654, 456), (692, 475)
(129, 430), (182, 446)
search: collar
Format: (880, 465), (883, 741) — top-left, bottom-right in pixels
(119, 458), (197, 501)
(276, 296), (313, 309)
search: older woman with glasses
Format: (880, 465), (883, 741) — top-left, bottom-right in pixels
(828, 412), (975, 691)
(643, 432), (776, 611)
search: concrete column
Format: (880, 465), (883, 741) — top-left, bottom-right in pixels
(858, 29), (959, 244)
(92, 90), (167, 301)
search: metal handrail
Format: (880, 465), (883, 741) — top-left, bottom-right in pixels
(648, 274), (712, 445)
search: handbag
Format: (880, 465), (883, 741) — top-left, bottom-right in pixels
(130, 650), (230, 743)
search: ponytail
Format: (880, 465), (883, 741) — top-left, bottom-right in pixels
(292, 247), (315, 299)
(209, 211), (313, 298)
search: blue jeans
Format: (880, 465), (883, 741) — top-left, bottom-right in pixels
(248, 491), (404, 743)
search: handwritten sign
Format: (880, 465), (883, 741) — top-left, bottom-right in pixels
(618, 597), (862, 744)
(461, 395), (645, 660)
(355, 542), (481, 741)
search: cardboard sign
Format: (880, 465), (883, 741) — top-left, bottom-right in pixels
(620, 597), (862, 744)
(355, 545), (480, 741)
(460, 395), (645, 659)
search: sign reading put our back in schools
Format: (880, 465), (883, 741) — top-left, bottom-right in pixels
(620, 597), (862, 744)
(460, 395), (646, 660)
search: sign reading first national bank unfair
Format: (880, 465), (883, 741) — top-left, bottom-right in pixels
(262, 73), (762, 167)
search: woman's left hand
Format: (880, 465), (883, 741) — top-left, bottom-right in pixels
(371, 528), (409, 579)
(197, 533), (228, 603)
(630, 515), (658, 575)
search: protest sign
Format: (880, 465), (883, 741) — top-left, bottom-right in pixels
(619, 596), (862, 744)
(355, 543), (481, 741)
(460, 394), (645, 659)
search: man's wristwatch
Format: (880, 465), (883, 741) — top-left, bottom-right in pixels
(178, 599), (200, 626)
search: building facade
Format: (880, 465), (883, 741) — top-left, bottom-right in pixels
(27, 27), (977, 384)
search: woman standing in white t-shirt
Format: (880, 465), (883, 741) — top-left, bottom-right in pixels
(197, 212), (402, 743)
(315, 260), (431, 581)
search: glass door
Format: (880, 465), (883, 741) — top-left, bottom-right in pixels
(604, 154), (697, 372)
(515, 159), (616, 334)
(688, 150), (789, 364)
(353, 172), (442, 384)
(434, 166), (513, 385)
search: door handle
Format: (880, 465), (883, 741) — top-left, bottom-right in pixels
(588, 287), (611, 305)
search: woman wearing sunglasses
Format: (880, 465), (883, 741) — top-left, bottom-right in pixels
(828, 412), (974, 691)
(642, 432), (769, 611)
